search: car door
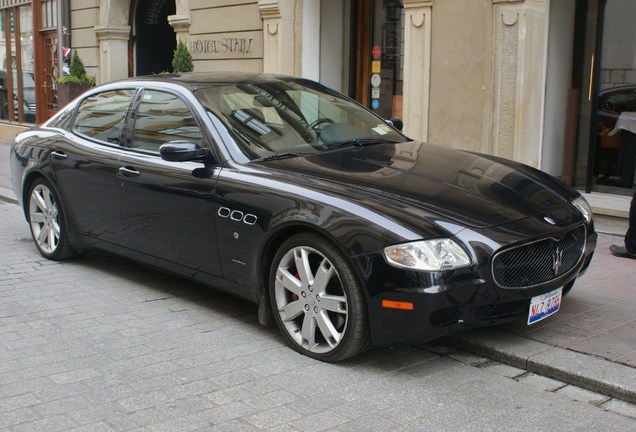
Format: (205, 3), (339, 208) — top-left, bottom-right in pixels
(49, 88), (136, 245)
(116, 88), (223, 277)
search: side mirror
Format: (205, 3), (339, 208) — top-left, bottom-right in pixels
(386, 118), (404, 132)
(159, 141), (211, 162)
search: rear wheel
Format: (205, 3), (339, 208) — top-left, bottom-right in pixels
(270, 233), (370, 361)
(27, 178), (76, 260)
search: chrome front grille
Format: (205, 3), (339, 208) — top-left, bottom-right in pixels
(492, 225), (586, 289)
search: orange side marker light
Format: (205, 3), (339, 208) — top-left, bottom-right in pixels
(381, 300), (414, 310)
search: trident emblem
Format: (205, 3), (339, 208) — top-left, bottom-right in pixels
(552, 247), (564, 275)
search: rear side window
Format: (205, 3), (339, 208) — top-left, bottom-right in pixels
(73, 89), (136, 144)
(131, 90), (205, 153)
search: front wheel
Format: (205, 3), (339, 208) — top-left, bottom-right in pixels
(270, 232), (370, 361)
(27, 177), (76, 260)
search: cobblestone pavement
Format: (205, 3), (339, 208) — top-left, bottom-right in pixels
(2, 201), (636, 431)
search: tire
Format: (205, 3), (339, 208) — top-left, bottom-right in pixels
(27, 177), (76, 260)
(269, 232), (370, 361)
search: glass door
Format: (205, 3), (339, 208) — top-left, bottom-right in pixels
(592, 0), (636, 192)
(576, 0), (636, 193)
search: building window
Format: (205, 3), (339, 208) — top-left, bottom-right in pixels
(0, 2), (35, 123)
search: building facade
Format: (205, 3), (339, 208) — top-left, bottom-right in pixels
(1, 0), (634, 195)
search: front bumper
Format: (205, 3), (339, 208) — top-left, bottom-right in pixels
(363, 228), (597, 347)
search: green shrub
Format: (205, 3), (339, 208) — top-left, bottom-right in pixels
(57, 50), (95, 85)
(172, 40), (194, 73)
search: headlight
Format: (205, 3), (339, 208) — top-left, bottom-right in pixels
(383, 239), (471, 271)
(572, 196), (593, 223)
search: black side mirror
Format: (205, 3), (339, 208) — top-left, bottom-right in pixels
(159, 141), (211, 162)
(386, 118), (404, 131)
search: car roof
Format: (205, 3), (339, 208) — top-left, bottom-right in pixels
(114, 72), (300, 91)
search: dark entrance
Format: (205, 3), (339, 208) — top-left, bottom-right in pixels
(134, 0), (176, 76)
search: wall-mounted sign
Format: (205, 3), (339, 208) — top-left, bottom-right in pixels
(371, 45), (382, 59)
(372, 100), (380, 110)
(371, 88), (380, 99)
(371, 61), (381, 74)
(190, 31), (262, 60)
(370, 74), (381, 88)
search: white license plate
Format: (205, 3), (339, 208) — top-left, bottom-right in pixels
(528, 288), (562, 325)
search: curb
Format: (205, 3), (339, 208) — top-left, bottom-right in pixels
(443, 328), (636, 405)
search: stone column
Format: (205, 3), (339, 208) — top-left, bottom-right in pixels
(94, 26), (130, 83)
(402, 0), (433, 141)
(168, 0), (191, 44)
(491, 0), (548, 167)
(258, 0), (297, 75)
(95, 0), (131, 83)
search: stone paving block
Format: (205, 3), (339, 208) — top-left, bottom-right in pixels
(331, 414), (400, 432)
(68, 422), (117, 432)
(289, 409), (351, 431)
(205, 379), (287, 405)
(203, 418), (260, 431)
(285, 393), (347, 417)
(448, 350), (491, 366)
(105, 408), (173, 431)
(243, 389), (299, 411)
(516, 372), (566, 392)
(0, 407), (40, 429)
(82, 384), (138, 405)
(0, 392), (41, 413)
(143, 413), (211, 432)
(615, 350), (636, 369)
(199, 401), (256, 424)
(49, 366), (102, 385)
(556, 384), (611, 406)
(13, 413), (79, 432)
(35, 395), (93, 417)
(117, 389), (173, 412)
(67, 401), (127, 426)
(602, 398), (636, 419)
(480, 361), (526, 379)
(244, 404), (304, 429)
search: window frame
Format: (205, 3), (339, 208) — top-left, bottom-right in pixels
(125, 86), (210, 156)
(70, 87), (139, 147)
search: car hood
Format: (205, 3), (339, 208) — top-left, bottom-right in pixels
(257, 141), (574, 229)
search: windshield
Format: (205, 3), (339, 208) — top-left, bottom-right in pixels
(194, 78), (406, 161)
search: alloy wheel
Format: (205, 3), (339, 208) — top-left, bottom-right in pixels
(29, 183), (61, 254)
(274, 245), (349, 355)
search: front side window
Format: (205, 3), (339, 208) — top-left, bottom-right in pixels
(73, 89), (136, 144)
(131, 90), (205, 153)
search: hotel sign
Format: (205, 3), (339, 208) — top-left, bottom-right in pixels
(190, 31), (261, 60)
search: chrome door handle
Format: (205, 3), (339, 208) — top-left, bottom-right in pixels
(51, 150), (67, 160)
(118, 166), (141, 177)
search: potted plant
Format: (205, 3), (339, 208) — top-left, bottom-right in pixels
(57, 50), (96, 108)
(172, 40), (194, 73)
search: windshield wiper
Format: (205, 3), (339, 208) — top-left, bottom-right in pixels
(252, 152), (311, 162)
(323, 138), (402, 152)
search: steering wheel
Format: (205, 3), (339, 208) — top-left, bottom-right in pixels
(309, 117), (335, 130)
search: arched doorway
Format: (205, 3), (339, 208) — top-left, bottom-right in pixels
(134, 0), (176, 76)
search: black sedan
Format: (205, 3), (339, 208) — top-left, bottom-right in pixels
(10, 73), (596, 361)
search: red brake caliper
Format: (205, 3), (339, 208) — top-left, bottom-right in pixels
(291, 272), (300, 301)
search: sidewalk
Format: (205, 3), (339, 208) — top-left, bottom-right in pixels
(1, 141), (635, 405)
